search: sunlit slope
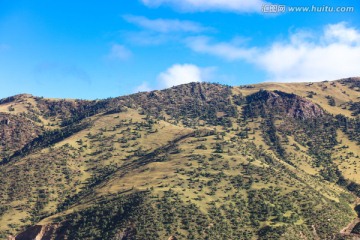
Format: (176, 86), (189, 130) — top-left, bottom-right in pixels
(0, 78), (359, 239)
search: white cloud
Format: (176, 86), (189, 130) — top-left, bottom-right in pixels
(141, 0), (267, 13)
(134, 82), (152, 92)
(257, 22), (360, 82)
(123, 15), (209, 33)
(157, 64), (215, 88)
(187, 22), (360, 82)
(323, 22), (360, 45)
(107, 44), (132, 60)
(133, 64), (216, 91)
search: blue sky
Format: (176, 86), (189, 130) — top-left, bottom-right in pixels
(0, 0), (359, 99)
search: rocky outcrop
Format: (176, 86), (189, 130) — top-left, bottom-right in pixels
(113, 226), (137, 240)
(0, 113), (42, 161)
(12, 224), (62, 240)
(245, 90), (324, 119)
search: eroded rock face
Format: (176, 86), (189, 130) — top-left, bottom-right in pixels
(14, 224), (61, 240)
(14, 225), (43, 240)
(270, 91), (324, 119)
(0, 113), (42, 160)
(113, 226), (137, 240)
(245, 90), (324, 120)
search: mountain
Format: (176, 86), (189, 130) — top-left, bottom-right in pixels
(1, 78), (360, 240)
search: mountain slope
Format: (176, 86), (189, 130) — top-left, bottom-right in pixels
(1, 78), (360, 239)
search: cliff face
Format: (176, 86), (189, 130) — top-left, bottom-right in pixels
(0, 113), (43, 161)
(8, 224), (61, 240)
(245, 90), (324, 119)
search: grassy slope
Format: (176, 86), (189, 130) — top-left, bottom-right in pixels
(0, 79), (359, 239)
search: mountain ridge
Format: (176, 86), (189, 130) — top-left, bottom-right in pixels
(1, 77), (360, 239)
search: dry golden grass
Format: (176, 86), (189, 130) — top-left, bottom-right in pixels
(335, 130), (360, 183)
(1, 79), (359, 238)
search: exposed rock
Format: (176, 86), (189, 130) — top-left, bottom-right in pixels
(0, 113), (42, 161)
(113, 226), (137, 240)
(14, 224), (61, 240)
(245, 90), (324, 119)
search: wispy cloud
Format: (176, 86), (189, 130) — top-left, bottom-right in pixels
(107, 44), (132, 60)
(187, 22), (360, 82)
(123, 31), (177, 46)
(122, 16), (211, 46)
(123, 15), (210, 33)
(187, 36), (256, 61)
(141, 0), (267, 13)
